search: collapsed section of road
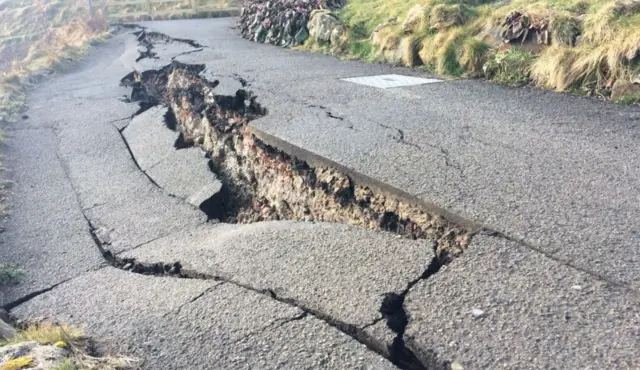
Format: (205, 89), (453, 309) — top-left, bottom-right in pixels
(120, 59), (472, 259)
(103, 28), (490, 370)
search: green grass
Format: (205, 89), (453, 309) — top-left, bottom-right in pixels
(614, 94), (640, 104)
(484, 49), (537, 86)
(437, 42), (464, 76)
(0, 263), (21, 285)
(347, 40), (373, 59)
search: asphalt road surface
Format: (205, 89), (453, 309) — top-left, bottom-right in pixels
(0, 18), (638, 369)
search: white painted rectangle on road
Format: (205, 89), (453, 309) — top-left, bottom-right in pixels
(340, 74), (442, 89)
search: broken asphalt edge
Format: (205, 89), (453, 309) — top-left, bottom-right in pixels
(246, 126), (637, 293)
(247, 126), (481, 232)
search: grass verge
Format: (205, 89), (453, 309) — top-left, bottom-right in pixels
(311, 0), (640, 99)
(0, 0), (110, 123)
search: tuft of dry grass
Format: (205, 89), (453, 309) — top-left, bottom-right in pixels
(1, 321), (140, 370)
(1, 321), (83, 347)
(1, 356), (33, 370)
(530, 45), (579, 90)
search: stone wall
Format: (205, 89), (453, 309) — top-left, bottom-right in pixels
(238, 0), (346, 46)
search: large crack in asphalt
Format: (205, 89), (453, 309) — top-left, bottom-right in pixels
(77, 28), (475, 370)
(1, 27), (481, 369)
(114, 37), (464, 370)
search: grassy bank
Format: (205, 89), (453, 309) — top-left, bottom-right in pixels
(312, 0), (640, 100)
(0, 0), (109, 123)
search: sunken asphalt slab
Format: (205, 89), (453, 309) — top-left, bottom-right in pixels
(0, 19), (637, 369)
(120, 220), (433, 328)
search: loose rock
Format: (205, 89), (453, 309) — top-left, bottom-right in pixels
(611, 80), (640, 100)
(308, 10), (341, 43)
(501, 11), (550, 45)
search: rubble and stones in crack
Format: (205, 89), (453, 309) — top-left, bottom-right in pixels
(238, 0), (346, 47)
(134, 30), (158, 62)
(104, 249), (183, 277)
(122, 61), (471, 258)
(120, 62), (205, 116)
(133, 29), (205, 60)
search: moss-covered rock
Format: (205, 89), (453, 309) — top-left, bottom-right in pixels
(309, 10), (341, 43)
(429, 4), (471, 31)
(402, 4), (426, 34)
(611, 80), (640, 101)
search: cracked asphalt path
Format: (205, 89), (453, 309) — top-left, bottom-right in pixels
(0, 19), (639, 369)
(0, 31), (404, 369)
(152, 19), (640, 291)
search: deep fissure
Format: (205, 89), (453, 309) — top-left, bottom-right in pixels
(131, 28), (206, 63)
(157, 63), (470, 257)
